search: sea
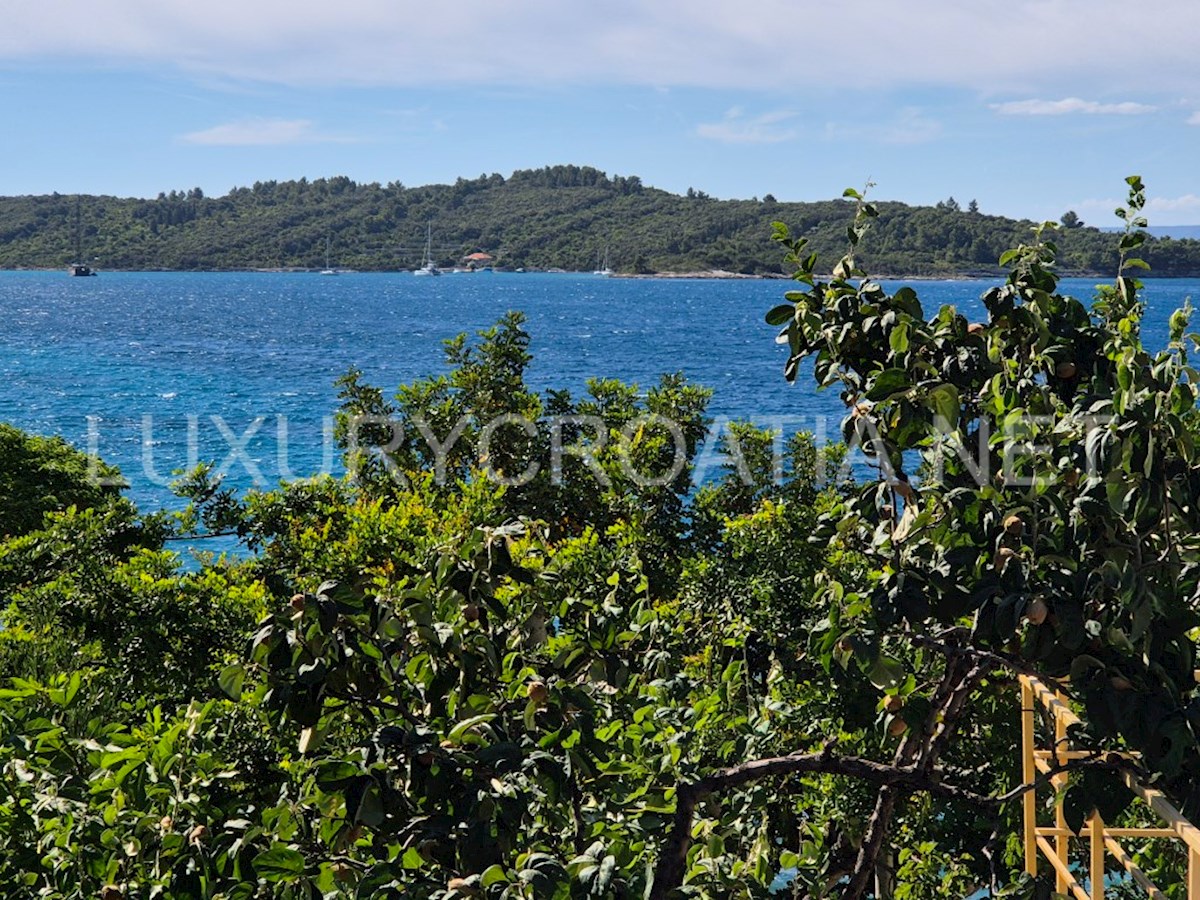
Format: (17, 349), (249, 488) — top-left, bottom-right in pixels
(1, 271), (1197, 520)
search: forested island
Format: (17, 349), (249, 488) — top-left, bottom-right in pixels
(4, 164), (1200, 276)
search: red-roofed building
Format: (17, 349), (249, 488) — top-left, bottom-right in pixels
(462, 251), (495, 270)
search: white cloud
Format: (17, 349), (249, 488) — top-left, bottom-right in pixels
(696, 108), (796, 144)
(1188, 111), (1200, 125)
(881, 108), (942, 144)
(822, 108), (942, 145)
(179, 118), (344, 145)
(1147, 194), (1200, 215)
(1, 1), (1199, 94)
(991, 97), (1157, 116)
(1077, 194), (1200, 226)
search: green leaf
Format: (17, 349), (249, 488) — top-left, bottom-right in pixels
(217, 664), (246, 701)
(596, 854), (616, 893)
(296, 659), (328, 685)
(355, 782), (385, 827)
(524, 698), (539, 731)
(1105, 477), (1134, 517)
(62, 671), (82, 706)
(927, 383), (960, 429)
(481, 865), (508, 887)
(765, 304), (795, 326)
(298, 724), (327, 755)
(865, 368), (911, 402)
(867, 656), (905, 691)
(1084, 768), (1133, 824)
(315, 760), (360, 790)
(356, 865), (401, 895)
(254, 845), (306, 882)
(1169, 306), (1191, 341)
(449, 713), (496, 742)
(1061, 787), (1090, 836)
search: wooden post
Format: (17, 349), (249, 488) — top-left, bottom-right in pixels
(1022, 677), (1038, 876)
(1090, 814), (1105, 899)
(1055, 689), (1070, 893)
(1189, 846), (1200, 899)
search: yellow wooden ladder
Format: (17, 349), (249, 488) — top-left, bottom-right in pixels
(1020, 674), (1200, 897)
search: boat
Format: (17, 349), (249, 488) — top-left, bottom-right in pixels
(593, 247), (612, 277)
(413, 223), (441, 276)
(67, 197), (98, 276)
(319, 235), (336, 275)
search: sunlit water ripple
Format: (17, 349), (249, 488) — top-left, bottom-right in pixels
(1, 270), (1196, 516)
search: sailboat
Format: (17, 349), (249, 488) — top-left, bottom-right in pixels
(413, 223), (441, 276)
(320, 236), (336, 275)
(593, 246), (612, 277)
(68, 197), (98, 276)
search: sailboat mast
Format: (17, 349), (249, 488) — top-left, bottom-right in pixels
(74, 197), (82, 263)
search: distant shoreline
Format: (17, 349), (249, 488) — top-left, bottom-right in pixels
(2, 266), (1191, 280)
(7, 169), (1200, 278)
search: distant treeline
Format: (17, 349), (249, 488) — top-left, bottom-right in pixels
(2, 165), (1199, 276)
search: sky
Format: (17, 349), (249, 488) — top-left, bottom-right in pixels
(2, 1), (1200, 224)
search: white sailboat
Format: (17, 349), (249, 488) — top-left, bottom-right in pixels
(593, 246), (612, 277)
(320, 236), (337, 275)
(413, 223), (441, 276)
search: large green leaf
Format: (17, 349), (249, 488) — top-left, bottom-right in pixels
(217, 664), (245, 701)
(865, 368), (911, 401)
(765, 304), (795, 326)
(927, 383), (960, 429)
(254, 845), (306, 882)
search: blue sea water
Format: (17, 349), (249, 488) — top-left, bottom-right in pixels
(0, 271), (1196, 516)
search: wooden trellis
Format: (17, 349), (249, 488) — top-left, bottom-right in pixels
(1020, 673), (1200, 898)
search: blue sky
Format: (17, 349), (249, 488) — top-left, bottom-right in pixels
(2, 0), (1199, 224)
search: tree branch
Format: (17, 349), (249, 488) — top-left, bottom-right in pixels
(844, 650), (978, 897)
(650, 627), (1135, 899)
(648, 739), (1135, 900)
(648, 747), (991, 900)
(909, 631), (1072, 697)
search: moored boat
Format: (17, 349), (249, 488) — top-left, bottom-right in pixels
(412, 222), (441, 276)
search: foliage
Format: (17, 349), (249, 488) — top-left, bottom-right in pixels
(5, 167), (1200, 275)
(0, 422), (123, 537)
(0, 318), (867, 897)
(0, 683), (288, 899)
(0, 431), (259, 707)
(333, 311), (713, 591)
(0, 507), (263, 708)
(761, 175), (1200, 892)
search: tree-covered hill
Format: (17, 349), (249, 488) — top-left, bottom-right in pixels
(3, 164), (1200, 276)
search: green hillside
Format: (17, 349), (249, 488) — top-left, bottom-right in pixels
(3, 165), (1200, 276)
